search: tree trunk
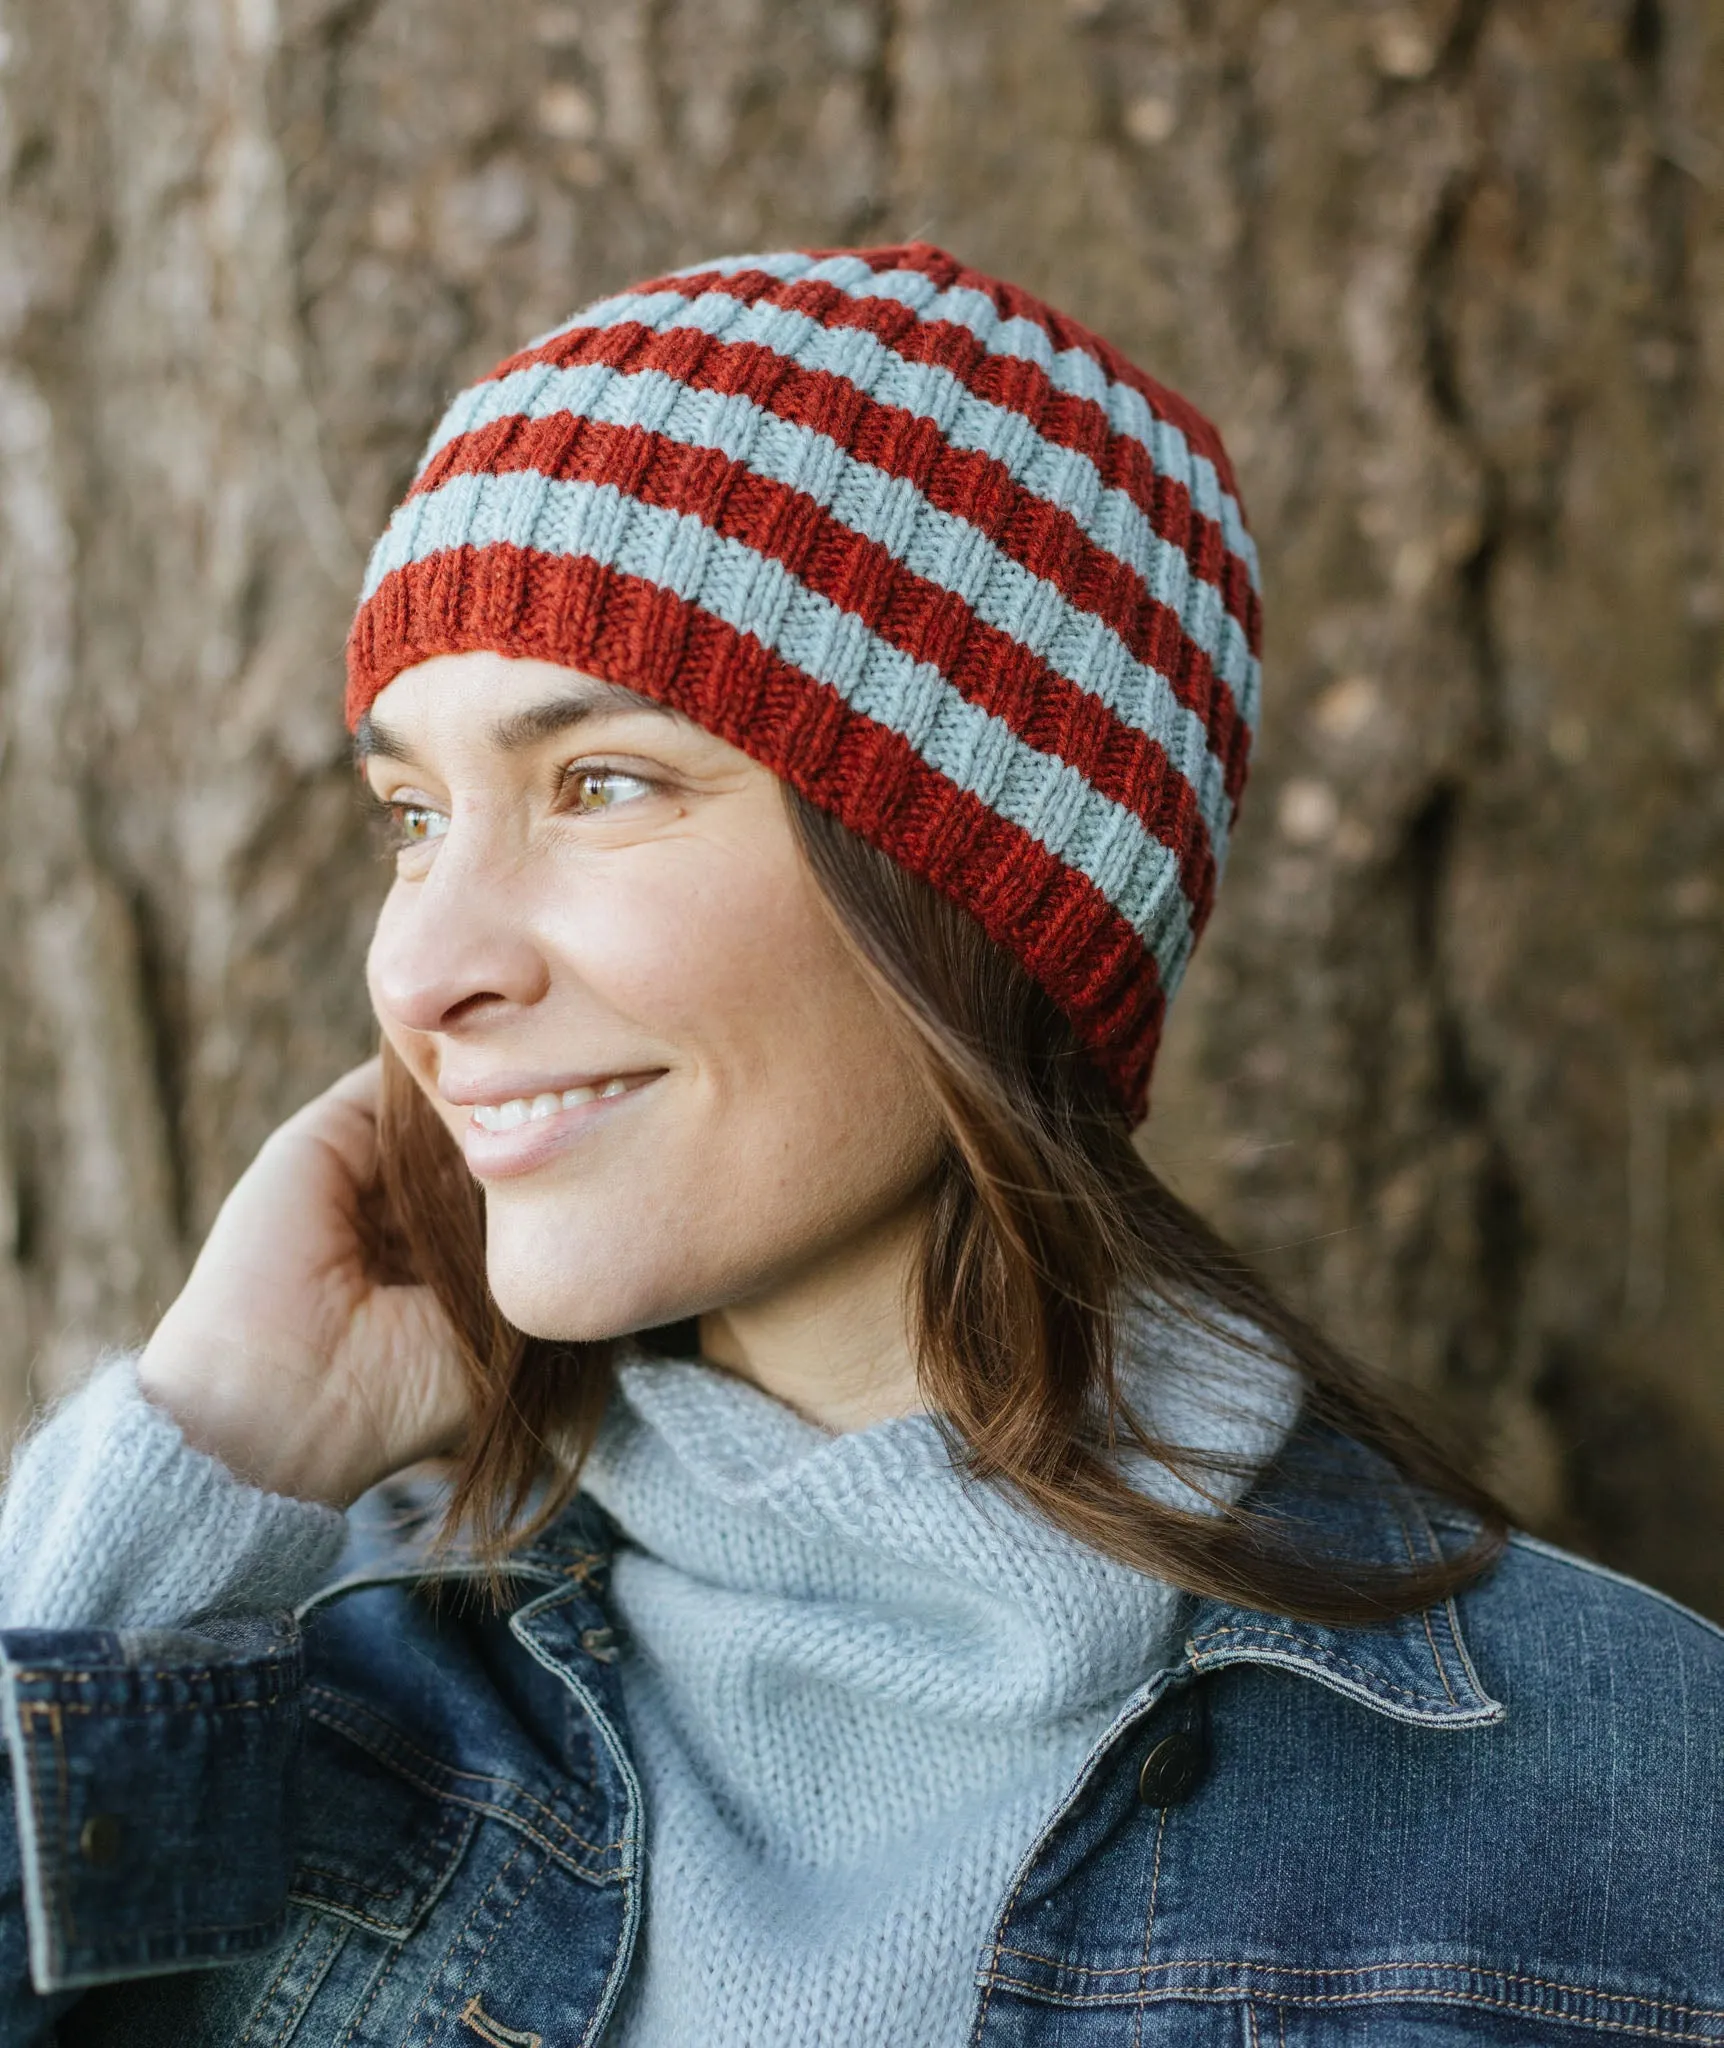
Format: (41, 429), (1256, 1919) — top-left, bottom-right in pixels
(2, 0), (1719, 1612)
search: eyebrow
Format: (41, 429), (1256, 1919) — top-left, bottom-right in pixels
(353, 679), (681, 765)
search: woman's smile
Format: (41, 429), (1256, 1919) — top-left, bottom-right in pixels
(455, 1068), (666, 1177)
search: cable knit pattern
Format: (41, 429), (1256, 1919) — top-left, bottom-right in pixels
(583, 1308), (1297, 2048)
(0, 1356), (346, 1629)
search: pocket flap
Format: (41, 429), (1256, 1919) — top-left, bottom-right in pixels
(289, 1705), (475, 1938)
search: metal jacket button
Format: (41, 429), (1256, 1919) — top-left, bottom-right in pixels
(1137, 1731), (1205, 1807)
(79, 1814), (124, 1867)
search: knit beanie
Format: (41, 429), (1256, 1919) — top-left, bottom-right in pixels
(345, 242), (1261, 1119)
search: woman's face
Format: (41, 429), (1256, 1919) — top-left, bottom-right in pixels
(362, 651), (942, 1343)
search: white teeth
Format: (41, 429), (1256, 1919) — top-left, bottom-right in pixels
(470, 1099), (530, 1134)
(470, 1079), (633, 1132)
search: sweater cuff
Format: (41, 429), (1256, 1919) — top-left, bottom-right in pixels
(0, 1357), (347, 1630)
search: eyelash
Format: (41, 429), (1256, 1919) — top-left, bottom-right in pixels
(367, 766), (658, 856)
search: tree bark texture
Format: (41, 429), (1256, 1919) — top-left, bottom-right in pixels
(1, 0), (1719, 1610)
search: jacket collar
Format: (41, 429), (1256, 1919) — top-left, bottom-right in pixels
(330, 1421), (1504, 1732)
(501, 1416), (1509, 1730)
(1179, 1423), (1504, 1727)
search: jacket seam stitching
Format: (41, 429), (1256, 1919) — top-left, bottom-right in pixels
(429, 1839), (553, 2041)
(308, 1686), (558, 1802)
(973, 1979), (1724, 2041)
(255, 1915), (346, 2048)
(283, 1893), (422, 1940)
(1131, 1805), (1167, 2048)
(970, 1802), (1048, 2046)
(10, 1661), (296, 1689)
(18, 1695), (289, 1715)
(390, 1835), (532, 2043)
(979, 1951), (1724, 2016)
(234, 1914), (320, 2048)
(1185, 1627), (1457, 1706)
(307, 1687), (618, 1847)
(335, 1918), (408, 2048)
(1397, 1503), (1463, 1709)
(307, 1696), (622, 1867)
(20, 1700), (72, 1956)
(288, 1806), (474, 1935)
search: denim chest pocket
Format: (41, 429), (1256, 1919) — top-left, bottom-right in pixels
(286, 1690), (480, 1939)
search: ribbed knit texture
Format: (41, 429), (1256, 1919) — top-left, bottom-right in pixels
(345, 242), (1264, 1117)
(583, 1310), (1297, 2048)
(0, 1357), (346, 1629)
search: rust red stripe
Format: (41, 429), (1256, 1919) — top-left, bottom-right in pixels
(461, 318), (1253, 799)
(612, 260), (1256, 622)
(413, 411), (1221, 921)
(348, 545), (1168, 1116)
(803, 242), (1242, 492)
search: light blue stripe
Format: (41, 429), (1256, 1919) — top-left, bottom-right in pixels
(527, 269), (1255, 577)
(363, 469), (1201, 985)
(601, 252), (1260, 582)
(425, 295), (1260, 733)
(412, 362), (1239, 848)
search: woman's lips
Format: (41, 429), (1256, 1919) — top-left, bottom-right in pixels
(458, 1071), (663, 1179)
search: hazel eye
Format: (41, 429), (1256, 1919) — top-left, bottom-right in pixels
(392, 803), (449, 845)
(565, 768), (653, 814)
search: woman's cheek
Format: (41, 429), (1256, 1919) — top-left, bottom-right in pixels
(550, 857), (824, 1067)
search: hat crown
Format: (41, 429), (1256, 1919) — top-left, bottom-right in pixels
(347, 242), (1262, 1118)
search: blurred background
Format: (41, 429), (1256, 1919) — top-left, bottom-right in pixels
(0, 0), (1718, 1613)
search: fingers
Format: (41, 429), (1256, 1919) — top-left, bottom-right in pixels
(275, 1055), (386, 1186)
(324, 1055), (384, 1111)
(395, 1285), (476, 1455)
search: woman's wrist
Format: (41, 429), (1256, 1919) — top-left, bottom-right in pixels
(0, 1355), (348, 1631)
(136, 1324), (355, 1509)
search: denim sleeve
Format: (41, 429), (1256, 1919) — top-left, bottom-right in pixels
(0, 1363), (344, 2021)
(0, 1615), (307, 2014)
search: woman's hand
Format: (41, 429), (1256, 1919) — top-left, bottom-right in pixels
(137, 1058), (472, 1509)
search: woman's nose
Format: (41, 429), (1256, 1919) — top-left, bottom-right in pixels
(367, 847), (551, 1035)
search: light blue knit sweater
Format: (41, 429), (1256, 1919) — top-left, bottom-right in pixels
(0, 1317), (1295, 2045)
(0, 1357), (347, 1629)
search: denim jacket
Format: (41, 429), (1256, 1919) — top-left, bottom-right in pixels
(2, 1426), (1720, 2047)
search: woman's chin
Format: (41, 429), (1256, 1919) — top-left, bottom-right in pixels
(482, 1252), (686, 1347)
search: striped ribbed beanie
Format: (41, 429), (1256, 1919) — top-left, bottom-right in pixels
(346, 242), (1262, 1119)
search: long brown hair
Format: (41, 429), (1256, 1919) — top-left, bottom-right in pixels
(376, 788), (1505, 1624)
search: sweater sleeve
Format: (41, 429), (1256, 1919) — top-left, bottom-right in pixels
(0, 1356), (347, 1629)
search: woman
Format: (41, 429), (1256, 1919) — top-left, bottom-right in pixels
(0, 243), (1718, 2048)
